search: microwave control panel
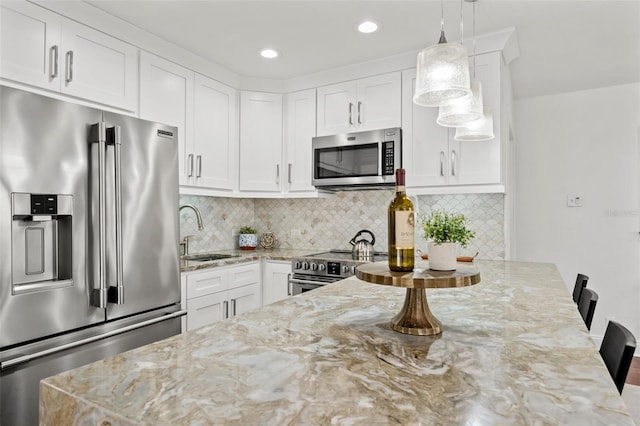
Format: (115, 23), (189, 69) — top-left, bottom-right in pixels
(383, 141), (395, 175)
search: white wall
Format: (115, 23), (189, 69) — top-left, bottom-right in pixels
(514, 83), (640, 344)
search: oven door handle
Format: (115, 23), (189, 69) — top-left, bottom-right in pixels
(288, 277), (330, 286)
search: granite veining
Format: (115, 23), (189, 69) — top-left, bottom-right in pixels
(40, 261), (633, 425)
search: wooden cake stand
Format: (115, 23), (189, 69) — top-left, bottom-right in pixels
(355, 261), (481, 336)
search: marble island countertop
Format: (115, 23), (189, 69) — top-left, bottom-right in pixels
(40, 260), (633, 425)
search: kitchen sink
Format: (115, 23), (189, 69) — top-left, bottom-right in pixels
(182, 253), (239, 262)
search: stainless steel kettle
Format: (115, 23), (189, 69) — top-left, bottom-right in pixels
(350, 229), (376, 261)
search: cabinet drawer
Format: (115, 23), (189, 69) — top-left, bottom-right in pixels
(228, 262), (260, 289)
(186, 268), (227, 299)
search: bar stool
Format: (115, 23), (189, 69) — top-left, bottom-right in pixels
(577, 288), (598, 330)
(572, 273), (589, 304)
(599, 320), (637, 394)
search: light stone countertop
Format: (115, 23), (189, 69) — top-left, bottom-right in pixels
(40, 260), (634, 425)
(179, 248), (321, 272)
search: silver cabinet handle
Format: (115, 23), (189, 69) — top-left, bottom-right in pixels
(348, 102), (354, 125)
(107, 125), (124, 305)
(451, 150), (457, 177)
(223, 300), (229, 319)
(288, 163), (292, 184)
(231, 299), (237, 316)
(49, 45), (58, 80)
(287, 274), (292, 296)
(89, 122), (107, 308)
(357, 101), (362, 125)
(196, 155), (202, 178)
(276, 164), (280, 184)
(440, 151), (445, 177)
(187, 154), (194, 177)
(65, 51), (73, 84)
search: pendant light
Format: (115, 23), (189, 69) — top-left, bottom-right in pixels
(454, 0), (494, 141)
(437, 0), (483, 127)
(454, 105), (494, 140)
(413, 0), (471, 107)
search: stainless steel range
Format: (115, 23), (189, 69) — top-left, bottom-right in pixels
(289, 250), (388, 294)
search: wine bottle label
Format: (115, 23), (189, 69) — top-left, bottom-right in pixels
(395, 211), (414, 248)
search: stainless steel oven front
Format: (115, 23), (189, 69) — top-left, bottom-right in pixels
(288, 274), (344, 295)
(288, 250), (388, 295)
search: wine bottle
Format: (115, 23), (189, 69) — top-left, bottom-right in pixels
(388, 168), (415, 272)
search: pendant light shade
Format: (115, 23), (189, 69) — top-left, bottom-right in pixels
(454, 105), (494, 141)
(436, 79), (483, 127)
(413, 34), (472, 107)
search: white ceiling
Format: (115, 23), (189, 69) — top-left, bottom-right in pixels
(85, 0), (640, 99)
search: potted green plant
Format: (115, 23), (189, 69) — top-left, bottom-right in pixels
(238, 226), (258, 250)
(421, 210), (475, 271)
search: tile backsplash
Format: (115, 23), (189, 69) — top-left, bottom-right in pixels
(179, 192), (504, 260)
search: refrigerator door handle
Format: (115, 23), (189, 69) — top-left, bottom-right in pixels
(89, 122), (108, 308)
(107, 125), (124, 304)
(0, 310), (187, 371)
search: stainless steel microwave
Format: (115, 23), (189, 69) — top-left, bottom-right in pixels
(312, 127), (401, 191)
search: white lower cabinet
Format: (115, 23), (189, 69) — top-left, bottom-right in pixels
(262, 261), (292, 305)
(184, 262), (261, 332)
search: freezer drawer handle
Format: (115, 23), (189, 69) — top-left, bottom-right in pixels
(0, 310), (187, 371)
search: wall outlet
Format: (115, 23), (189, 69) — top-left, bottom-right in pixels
(567, 195), (583, 207)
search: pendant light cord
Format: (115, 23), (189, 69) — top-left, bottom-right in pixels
(472, 0), (477, 78)
(460, 0), (464, 44)
(438, 0), (447, 44)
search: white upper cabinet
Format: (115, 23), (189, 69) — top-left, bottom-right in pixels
(0, 2), (59, 91)
(139, 52), (194, 185)
(284, 89), (316, 193)
(316, 72), (401, 136)
(239, 91), (283, 192)
(192, 73), (237, 191)
(402, 51), (504, 192)
(0, 1), (137, 111)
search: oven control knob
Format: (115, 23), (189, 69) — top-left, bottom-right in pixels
(351, 266), (357, 274)
(294, 261), (302, 270)
(311, 263), (318, 271)
(303, 262), (310, 270)
(343, 265), (350, 274)
(318, 264), (326, 271)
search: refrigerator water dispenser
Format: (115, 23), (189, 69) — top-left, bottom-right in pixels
(11, 193), (73, 294)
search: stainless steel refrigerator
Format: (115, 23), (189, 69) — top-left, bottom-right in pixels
(0, 86), (185, 425)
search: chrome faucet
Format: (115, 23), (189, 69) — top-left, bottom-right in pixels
(179, 204), (204, 256)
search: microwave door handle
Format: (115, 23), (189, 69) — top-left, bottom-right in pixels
(107, 126), (124, 304)
(89, 123), (108, 308)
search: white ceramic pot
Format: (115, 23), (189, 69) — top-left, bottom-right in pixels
(239, 233), (258, 250)
(428, 241), (458, 271)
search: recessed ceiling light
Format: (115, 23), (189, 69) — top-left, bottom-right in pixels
(260, 48), (279, 59)
(357, 20), (379, 34)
